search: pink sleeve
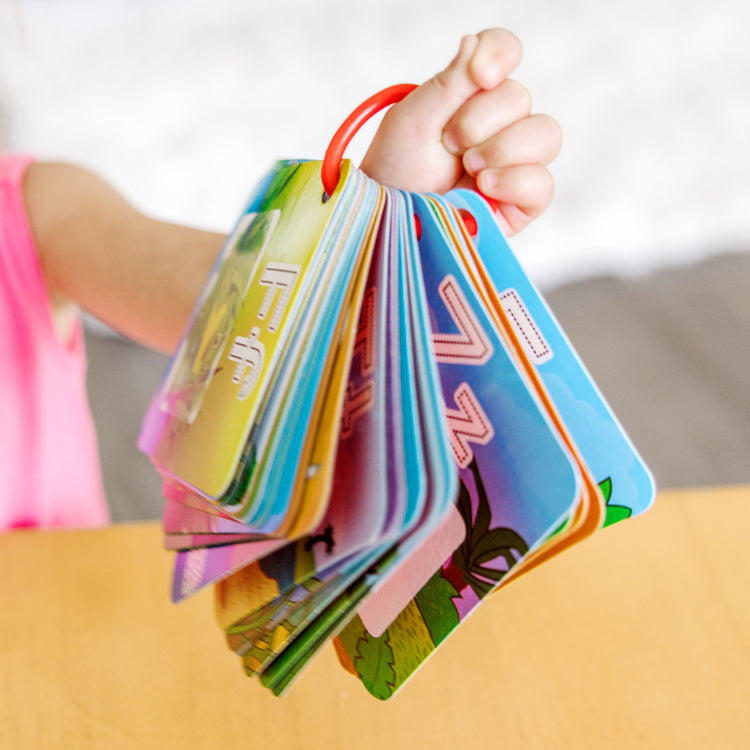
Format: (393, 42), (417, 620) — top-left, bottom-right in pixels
(0, 153), (109, 529)
(0, 154), (84, 354)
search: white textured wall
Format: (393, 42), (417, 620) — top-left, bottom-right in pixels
(1, 0), (747, 287)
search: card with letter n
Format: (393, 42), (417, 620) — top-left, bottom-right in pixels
(139, 86), (655, 700)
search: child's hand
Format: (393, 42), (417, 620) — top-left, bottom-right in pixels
(361, 28), (561, 236)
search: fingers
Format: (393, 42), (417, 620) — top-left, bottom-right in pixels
(432, 28), (522, 95)
(391, 28), (523, 141)
(390, 34), (480, 143)
(361, 25), (560, 227)
(436, 31), (561, 234)
(462, 113), (563, 177)
(475, 164), (556, 236)
(442, 79), (532, 155)
(468, 28), (524, 90)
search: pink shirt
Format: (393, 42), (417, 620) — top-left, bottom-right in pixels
(0, 154), (109, 530)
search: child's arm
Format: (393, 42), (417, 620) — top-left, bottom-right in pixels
(24, 28), (559, 355)
(24, 161), (225, 353)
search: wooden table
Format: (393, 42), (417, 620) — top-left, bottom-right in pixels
(1, 486), (749, 749)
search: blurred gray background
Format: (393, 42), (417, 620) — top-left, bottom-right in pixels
(1, 0), (747, 521)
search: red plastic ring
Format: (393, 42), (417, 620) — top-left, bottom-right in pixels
(321, 83), (418, 198)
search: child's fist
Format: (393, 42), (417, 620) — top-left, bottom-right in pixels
(362, 29), (562, 236)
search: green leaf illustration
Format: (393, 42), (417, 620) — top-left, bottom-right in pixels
(354, 631), (396, 700)
(598, 477), (613, 503)
(414, 571), (460, 645)
(598, 477), (633, 527)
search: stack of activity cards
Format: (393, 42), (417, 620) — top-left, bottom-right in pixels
(139, 155), (655, 700)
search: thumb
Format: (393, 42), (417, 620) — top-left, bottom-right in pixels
(390, 29), (523, 140)
(390, 34), (481, 139)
